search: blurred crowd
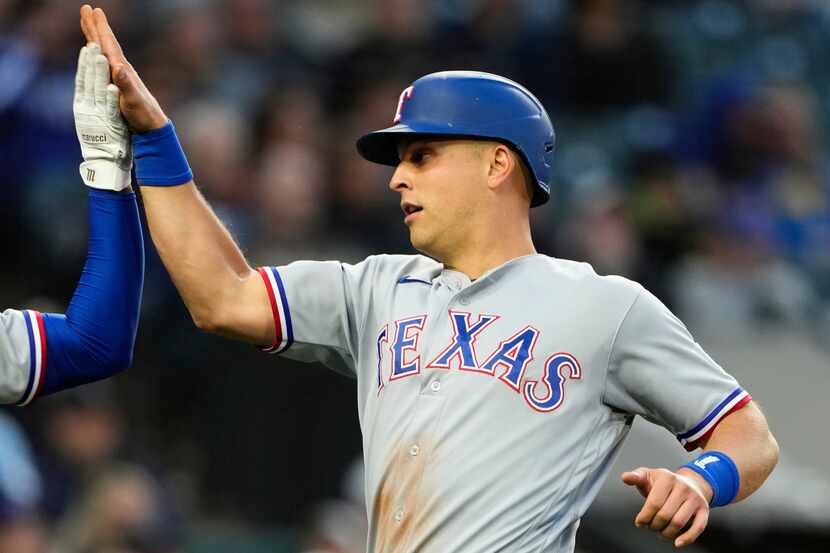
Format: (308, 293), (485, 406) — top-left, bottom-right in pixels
(2, 0), (830, 552)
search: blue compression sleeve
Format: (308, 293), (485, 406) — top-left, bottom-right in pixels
(37, 189), (144, 397)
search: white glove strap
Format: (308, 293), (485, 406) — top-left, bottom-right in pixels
(80, 160), (132, 192)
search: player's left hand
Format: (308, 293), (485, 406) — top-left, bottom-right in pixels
(621, 466), (713, 548)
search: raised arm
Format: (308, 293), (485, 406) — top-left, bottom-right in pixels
(80, 5), (274, 346)
(0, 41), (145, 405)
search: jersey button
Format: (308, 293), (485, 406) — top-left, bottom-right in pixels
(394, 509), (405, 523)
(430, 380), (441, 392)
(458, 296), (470, 306)
(409, 445), (420, 456)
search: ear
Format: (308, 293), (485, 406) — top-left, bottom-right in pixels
(487, 143), (515, 191)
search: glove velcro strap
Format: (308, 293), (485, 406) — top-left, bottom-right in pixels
(681, 451), (740, 507)
(80, 160), (132, 192)
(132, 120), (193, 186)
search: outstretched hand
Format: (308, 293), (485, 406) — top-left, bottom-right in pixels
(79, 4), (168, 133)
(621, 466), (713, 548)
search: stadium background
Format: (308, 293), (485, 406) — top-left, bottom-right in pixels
(1, 0), (829, 552)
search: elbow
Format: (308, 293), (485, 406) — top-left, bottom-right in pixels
(191, 311), (217, 333)
(190, 307), (227, 335)
(766, 430), (781, 471)
(100, 342), (135, 375)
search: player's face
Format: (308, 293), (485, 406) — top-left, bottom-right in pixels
(390, 139), (490, 259)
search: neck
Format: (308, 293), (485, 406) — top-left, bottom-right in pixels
(440, 218), (536, 279)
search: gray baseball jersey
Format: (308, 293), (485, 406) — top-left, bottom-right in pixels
(0, 309), (45, 405)
(257, 254), (750, 553)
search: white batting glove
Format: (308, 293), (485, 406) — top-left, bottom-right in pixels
(74, 43), (132, 192)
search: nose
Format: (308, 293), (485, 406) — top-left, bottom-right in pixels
(388, 163), (412, 193)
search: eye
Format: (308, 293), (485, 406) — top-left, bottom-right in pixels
(410, 148), (430, 165)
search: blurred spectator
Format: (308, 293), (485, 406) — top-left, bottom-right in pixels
(699, 82), (830, 294)
(299, 458), (366, 553)
(50, 464), (179, 553)
(670, 220), (818, 334)
(0, 412), (46, 553)
(517, 0), (675, 111)
(214, 0), (308, 117)
(175, 100), (257, 245)
(255, 83), (326, 152)
(36, 384), (183, 553)
(254, 142), (328, 245)
(555, 173), (642, 278)
(327, 0), (442, 114)
(626, 152), (702, 300)
(432, 0), (529, 77)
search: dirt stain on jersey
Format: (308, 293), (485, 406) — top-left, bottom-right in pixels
(372, 437), (434, 553)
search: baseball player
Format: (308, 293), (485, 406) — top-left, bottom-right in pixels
(81, 4), (778, 552)
(0, 40), (144, 406)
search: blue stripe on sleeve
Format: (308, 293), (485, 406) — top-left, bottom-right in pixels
(677, 387), (744, 441)
(18, 312), (36, 405)
(272, 268), (294, 352)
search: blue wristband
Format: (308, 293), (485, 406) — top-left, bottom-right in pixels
(681, 451), (740, 507)
(132, 120), (193, 186)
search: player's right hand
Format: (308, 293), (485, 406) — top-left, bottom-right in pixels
(79, 4), (168, 134)
(621, 466), (712, 548)
(74, 42), (132, 191)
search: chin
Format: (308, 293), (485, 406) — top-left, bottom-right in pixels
(409, 230), (446, 261)
(409, 229), (432, 255)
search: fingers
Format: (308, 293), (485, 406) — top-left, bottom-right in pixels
(660, 499), (697, 541)
(621, 468), (650, 498)
(92, 7), (126, 69)
(106, 83), (121, 121)
(629, 468), (712, 548)
(620, 469), (646, 485)
(651, 487), (689, 533)
(83, 43), (99, 107)
(80, 4), (99, 44)
(74, 45), (88, 105)
(675, 506), (709, 548)
(634, 470), (674, 528)
(93, 54), (111, 108)
(111, 62), (135, 97)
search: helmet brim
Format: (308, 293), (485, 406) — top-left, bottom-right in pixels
(356, 122), (488, 167)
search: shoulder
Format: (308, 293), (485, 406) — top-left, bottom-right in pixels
(516, 255), (646, 331)
(530, 255), (643, 299)
(355, 254), (442, 283)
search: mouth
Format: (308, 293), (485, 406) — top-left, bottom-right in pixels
(401, 201), (423, 223)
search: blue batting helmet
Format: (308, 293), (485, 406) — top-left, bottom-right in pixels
(356, 71), (556, 207)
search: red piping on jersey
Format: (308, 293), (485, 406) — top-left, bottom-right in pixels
(34, 311), (47, 398)
(257, 267), (283, 352)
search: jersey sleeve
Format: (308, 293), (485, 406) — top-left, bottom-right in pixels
(256, 258), (377, 376)
(604, 288), (751, 450)
(0, 309), (46, 405)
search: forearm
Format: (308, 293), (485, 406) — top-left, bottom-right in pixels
(39, 189), (144, 397)
(79, 11), (273, 344)
(696, 402), (779, 502)
(139, 183), (259, 334)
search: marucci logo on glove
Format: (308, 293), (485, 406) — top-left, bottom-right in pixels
(81, 133), (108, 144)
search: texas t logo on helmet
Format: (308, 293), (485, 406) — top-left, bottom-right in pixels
(393, 85), (414, 124)
(357, 70), (556, 207)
